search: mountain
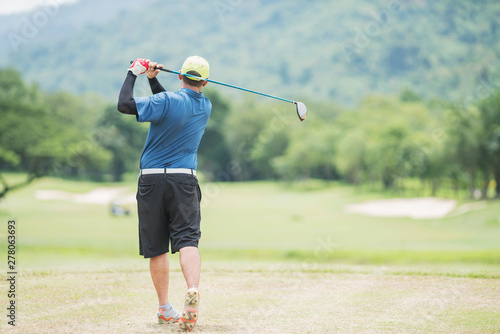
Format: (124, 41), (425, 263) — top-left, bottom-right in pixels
(1, 0), (499, 105)
(0, 0), (143, 58)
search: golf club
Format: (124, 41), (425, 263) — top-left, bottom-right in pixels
(130, 61), (307, 121)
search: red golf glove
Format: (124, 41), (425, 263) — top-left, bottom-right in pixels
(129, 58), (150, 76)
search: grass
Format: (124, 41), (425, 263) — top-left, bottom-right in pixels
(0, 173), (499, 332)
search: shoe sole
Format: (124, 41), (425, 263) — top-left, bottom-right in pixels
(158, 316), (179, 324)
(179, 289), (199, 331)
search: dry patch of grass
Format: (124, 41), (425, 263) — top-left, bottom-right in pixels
(1, 262), (499, 333)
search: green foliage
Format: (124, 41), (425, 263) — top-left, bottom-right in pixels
(273, 122), (336, 181)
(224, 98), (274, 180)
(399, 88), (422, 103)
(1, 0), (499, 106)
(478, 89), (500, 197)
(0, 69), (63, 176)
(197, 89), (232, 180)
(0, 68), (116, 197)
(96, 105), (147, 181)
(218, 91), (500, 198)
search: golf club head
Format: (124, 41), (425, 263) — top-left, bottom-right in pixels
(295, 102), (307, 121)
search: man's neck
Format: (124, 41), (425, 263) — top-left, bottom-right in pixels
(180, 82), (202, 93)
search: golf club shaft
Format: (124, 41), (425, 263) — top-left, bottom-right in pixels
(155, 66), (296, 104)
(129, 61), (306, 121)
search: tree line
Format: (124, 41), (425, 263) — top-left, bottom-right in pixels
(220, 90), (500, 199)
(0, 68), (499, 199)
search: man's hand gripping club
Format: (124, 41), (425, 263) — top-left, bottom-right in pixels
(129, 58), (164, 78)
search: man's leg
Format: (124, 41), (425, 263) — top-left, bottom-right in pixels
(179, 246), (201, 288)
(178, 246), (201, 331)
(150, 252), (170, 305)
(151, 253), (182, 324)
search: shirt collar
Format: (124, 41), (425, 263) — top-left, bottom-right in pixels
(179, 88), (203, 98)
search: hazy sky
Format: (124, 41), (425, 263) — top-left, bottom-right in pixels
(0, 0), (78, 15)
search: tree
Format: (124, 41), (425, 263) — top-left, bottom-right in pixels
(44, 91), (112, 180)
(0, 68), (66, 198)
(96, 105), (147, 182)
(478, 88), (500, 197)
(197, 90), (232, 180)
(224, 98), (272, 181)
(445, 104), (483, 198)
(0, 68), (112, 198)
(273, 125), (336, 181)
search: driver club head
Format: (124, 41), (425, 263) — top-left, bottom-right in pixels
(295, 102), (307, 121)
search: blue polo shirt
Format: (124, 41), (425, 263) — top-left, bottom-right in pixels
(134, 88), (212, 170)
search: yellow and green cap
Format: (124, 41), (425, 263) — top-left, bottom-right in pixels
(180, 56), (209, 81)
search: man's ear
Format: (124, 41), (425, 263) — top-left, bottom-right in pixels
(202, 80), (208, 87)
(178, 74), (183, 80)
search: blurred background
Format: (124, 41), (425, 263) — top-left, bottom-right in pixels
(0, 0), (499, 269)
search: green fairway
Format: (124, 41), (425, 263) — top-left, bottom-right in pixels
(0, 174), (500, 268)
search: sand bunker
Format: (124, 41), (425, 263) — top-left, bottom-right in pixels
(35, 187), (133, 205)
(344, 198), (457, 219)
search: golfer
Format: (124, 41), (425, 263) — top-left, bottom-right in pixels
(117, 56), (211, 331)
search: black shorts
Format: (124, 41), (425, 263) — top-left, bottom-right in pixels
(136, 173), (202, 258)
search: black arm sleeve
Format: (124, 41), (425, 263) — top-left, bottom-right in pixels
(149, 77), (166, 94)
(117, 71), (138, 116)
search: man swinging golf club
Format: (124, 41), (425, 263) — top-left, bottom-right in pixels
(117, 56), (211, 331)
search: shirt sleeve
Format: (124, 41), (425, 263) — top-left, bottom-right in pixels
(135, 92), (170, 123)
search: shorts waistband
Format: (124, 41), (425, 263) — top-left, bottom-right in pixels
(140, 168), (196, 176)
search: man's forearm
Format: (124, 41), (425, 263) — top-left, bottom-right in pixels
(149, 77), (166, 94)
(117, 71), (138, 115)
